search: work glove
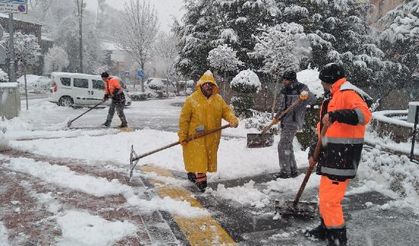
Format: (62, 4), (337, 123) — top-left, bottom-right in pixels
(272, 118), (279, 124)
(179, 138), (188, 146)
(299, 90), (309, 100)
(103, 94), (109, 102)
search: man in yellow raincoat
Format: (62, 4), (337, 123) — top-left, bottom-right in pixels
(178, 70), (239, 192)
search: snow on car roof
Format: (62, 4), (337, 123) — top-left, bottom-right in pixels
(50, 72), (101, 79)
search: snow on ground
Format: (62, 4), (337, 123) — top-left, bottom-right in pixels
(1, 68), (419, 243)
(0, 222), (9, 246)
(56, 210), (137, 246)
(2, 96), (418, 210)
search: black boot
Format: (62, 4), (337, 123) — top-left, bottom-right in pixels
(187, 172), (196, 183)
(195, 180), (207, 192)
(102, 121), (110, 127)
(275, 171), (290, 179)
(327, 227), (347, 246)
(195, 173), (207, 192)
(304, 218), (328, 241)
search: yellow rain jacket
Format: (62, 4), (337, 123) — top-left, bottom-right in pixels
(178, 71), (239, 173)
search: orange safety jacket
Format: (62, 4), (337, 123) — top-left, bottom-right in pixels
(104, 77), (122, 96)
(316, 78), (372, 181)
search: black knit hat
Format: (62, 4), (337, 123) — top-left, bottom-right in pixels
(101, 72), (110, 78)
(319, 63), (345, 84)
(283, 71), (296, 81)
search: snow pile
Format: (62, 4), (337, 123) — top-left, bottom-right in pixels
(211, 180), (270, 208)
(230, 69), (261, 93)
(297, 68), (323, 98)
(57, 210), (137, 246)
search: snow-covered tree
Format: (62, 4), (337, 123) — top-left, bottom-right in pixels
(275, 0), (406, 97)
(378, 0), (419, 89)
(251, 22), (310, 74)
(0, 32), (41, 69)
(44, 46), (70, 73)
(251, 22), (310, 114)
(116, 0), (158, 92)
(175, 0), (220, 79)
(208, 44), (243, 96)
(0, 69), (8, 82)
(230, 69), (261, 117)
(208, 44), (242, 74)
(216, 0), (280, 69)
(152, 32), (179, 95)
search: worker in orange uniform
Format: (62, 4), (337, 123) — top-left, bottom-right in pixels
(101, 72), (128, 128)
(304, 63), (372, 246)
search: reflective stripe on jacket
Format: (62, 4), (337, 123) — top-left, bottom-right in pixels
(316, 78), (372, 180)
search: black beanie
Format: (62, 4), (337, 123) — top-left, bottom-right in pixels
(283, 71), (296, 81)
(319, 63), (345, 84)
(101, 72), (109, 78)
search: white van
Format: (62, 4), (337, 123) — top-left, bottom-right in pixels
(49, 72), (131, 107)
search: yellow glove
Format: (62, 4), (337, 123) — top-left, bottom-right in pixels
(299, 91), (309, 100)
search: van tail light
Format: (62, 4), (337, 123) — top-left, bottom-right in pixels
(51, 81), (57, 93)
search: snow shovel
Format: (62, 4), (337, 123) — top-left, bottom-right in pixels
(129, 124), (231, 181)
(247, 98), (304, 148)
(66, 101), (104, 128)
(274, 125), (328, 219)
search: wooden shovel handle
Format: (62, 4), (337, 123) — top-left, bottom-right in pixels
(131, 124), (230, 162)
(263, 98), (305, 134)
(292, 125), (328, 207)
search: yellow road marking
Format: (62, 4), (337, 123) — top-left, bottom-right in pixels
(140, 165), (236, 245)
(119, 127), (134, 132)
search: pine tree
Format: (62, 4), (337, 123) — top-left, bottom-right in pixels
(175, 0), (221, 79)
(378, 0), (419, 89)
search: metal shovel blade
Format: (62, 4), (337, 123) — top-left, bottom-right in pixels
(274, 200), (317, 219)
(246, 133), (274, 148)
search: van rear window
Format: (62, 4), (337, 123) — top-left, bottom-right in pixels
(60, 77), (71, 86)
(74, 78), (88, 88)
(92, 80), (105, 90)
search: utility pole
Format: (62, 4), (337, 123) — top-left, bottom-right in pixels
(77, 0), (83, 73)
(7, 13), (16, 82)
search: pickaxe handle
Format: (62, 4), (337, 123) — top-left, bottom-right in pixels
(292, 125), (328, 207)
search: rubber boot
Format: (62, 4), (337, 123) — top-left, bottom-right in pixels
(304, 218), (328, 241)
(102, 121), (111, 128)
(327, 227), (347, 246)
(195, 173), (207, 192)
(187, 172), (196, 183)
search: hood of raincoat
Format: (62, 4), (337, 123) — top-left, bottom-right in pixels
(195, 70), (219, 94)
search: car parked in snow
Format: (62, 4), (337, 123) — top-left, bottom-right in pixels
(49, 72), (131, 107)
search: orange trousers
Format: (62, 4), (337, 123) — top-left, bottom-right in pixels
(319, 176), (349, 229)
